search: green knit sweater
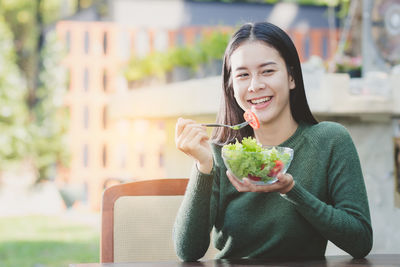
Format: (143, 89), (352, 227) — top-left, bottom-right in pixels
(173, 121), (372, 261)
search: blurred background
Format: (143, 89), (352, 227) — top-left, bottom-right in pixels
(0, 0), (399, 266)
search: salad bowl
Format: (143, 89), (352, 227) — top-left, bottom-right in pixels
(222, 137), (294, 185)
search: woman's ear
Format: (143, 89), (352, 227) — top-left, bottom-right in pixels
(289, 75), (295, 90)
(288, 67), (295, 90)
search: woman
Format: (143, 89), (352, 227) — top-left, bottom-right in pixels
(174, 22), (372, 261)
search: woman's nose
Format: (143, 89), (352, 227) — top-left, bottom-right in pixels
(248, 75), (265, 92)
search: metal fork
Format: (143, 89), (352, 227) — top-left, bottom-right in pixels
(202, 121), (250, 130)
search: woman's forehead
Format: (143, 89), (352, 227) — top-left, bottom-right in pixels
(230, 41), (283, 69)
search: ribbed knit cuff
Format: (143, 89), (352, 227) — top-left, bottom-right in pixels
(280, 181), (309, 206)
(187, 162), (215, 193)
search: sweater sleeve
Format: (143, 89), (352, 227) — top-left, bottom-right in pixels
(173, 162), (219, 261)
(281, 127), (373, 258)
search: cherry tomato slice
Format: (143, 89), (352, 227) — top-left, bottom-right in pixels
(268, 160), (283, 177)
(243, 110), (260, 129)
(247, 174), (262, 181)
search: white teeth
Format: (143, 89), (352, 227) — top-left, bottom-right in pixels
(250, 96), (271, 104)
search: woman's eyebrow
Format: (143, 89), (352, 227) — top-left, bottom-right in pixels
(233, 61), (277, 71)
(259, 62), (277, 68)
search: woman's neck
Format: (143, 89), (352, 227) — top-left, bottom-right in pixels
(254, 116), (298, 146)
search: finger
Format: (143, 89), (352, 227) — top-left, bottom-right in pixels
(242, 178), (261, 192)
(175, 118), (196, 141)
(175, 118), (184, 139)
(176, 122), (204, 148)
(176, 129), (210, 161)
(277, 173), (295, 194)
(179, 123), (205, 140)
(181, 129), (209, 151)
(276, 173), (292, 186)
(251, 173), (292, 192)
(254, 182), (280, 192)
(177, 125), (208, 148)
(226, 171), (248, 192)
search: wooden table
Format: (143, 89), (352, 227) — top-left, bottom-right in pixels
(70, 254), (400, 267)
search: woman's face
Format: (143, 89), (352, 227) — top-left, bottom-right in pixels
(230, 41), (295, 127)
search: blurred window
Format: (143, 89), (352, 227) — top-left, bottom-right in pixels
(66, 31), (71, 53)
(322, 35), (329, 59)
(84, 31), (90, 54)
(102, 69), (108, 92)
(83, 144), (89, 168)
(84, 106), (89, 129)
(136, 29), (150, 57)
(66, 68), (71, 91)
(118, 31), (131, 60)
(102, 144), (108, 168)
(103, 32), (108, 55)
(159, 151), (164, 168)
(84, 68), (89, 91)
(102, 106), (108, 129)
(139, 153), (145, 168)
(118, 144), (127, 169)
(304, 35), (311, 60)
(176, 31), (185, 46)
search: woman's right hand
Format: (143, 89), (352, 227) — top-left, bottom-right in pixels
(175, 118), (213, 174)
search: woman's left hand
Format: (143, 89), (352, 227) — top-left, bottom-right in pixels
(227, 171), (295, 194)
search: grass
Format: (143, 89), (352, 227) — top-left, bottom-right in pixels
(0, 214), (100, 267)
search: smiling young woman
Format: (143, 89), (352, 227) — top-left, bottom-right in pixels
(230, 41), (297, 146)
(173, 22), (372, 261)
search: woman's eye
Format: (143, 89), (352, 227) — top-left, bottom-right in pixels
(237, 73), (248, 78)
(262, 69), (274, 74)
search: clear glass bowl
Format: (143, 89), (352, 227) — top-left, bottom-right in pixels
(222, 146), (294, 185)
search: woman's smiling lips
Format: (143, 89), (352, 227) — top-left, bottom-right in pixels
(248, 96), (273, 109)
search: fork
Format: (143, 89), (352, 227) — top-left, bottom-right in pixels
(202, 121), (250, 130)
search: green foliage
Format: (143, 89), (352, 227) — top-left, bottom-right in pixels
(1, 0), (41, 93)
(0, 0), (72, 181)
(125, 51), (170, 81)
(29, 32), (70, 181)
(0, 17), (30, 168)
(197, 31), (230, 61)
(124, 30), (231, 83)
(169, 46), (199, 69)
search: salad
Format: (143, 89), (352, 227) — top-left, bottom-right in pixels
(222, 137), (293, 184)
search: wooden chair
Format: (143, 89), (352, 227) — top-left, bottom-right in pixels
(101, 178), (217, 263)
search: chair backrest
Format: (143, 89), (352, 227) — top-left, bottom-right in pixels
(101, 178), (217, 263)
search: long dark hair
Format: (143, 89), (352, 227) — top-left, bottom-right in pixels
(211, 22), (318, 145)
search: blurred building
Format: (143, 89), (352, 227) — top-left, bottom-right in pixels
(56, 1), (339, 211)
(55, 0), (400, 254)
(110, 0), (336, 29)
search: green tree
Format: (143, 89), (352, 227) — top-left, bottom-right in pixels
(0, 0), (107, 181)
(29, 32), (70, 182)
(0, 17), (30, 171)
(0, 0), (107, 110)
